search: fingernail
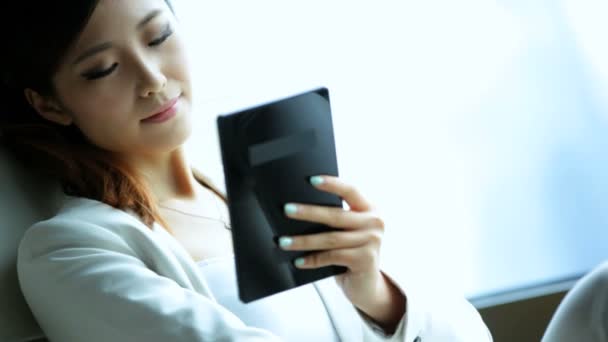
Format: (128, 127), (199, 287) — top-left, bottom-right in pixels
(284, 203), (298, 215)
(278, 236), (293, 248)
(294, 257), (306, 267)
(310, 176), (324, 186)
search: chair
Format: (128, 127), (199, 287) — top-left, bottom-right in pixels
(0, 145), (65, 341)
(541, 261), (608, 341)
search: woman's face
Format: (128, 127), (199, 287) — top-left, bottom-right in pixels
(50, 0), (192, 156)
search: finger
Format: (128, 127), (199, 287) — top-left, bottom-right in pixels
(284, 203), (385, 231)
(309, 175), (371, 212)
(278, 230), (382, 252)
(293, 246), (378, 272)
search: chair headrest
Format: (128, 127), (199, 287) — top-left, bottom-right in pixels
(0, 146), (65, 341)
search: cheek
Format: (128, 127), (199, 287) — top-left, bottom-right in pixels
(68, 91), (137, 149)
(72, 90), (133, 127)
(167, 35), (192, 90)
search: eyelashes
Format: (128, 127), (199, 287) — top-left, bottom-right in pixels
(82, 63), (119, 80)
(81, 25), (174, 81)
(148, 24), (173, 47)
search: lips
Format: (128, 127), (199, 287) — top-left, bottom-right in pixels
(142, 95), (180, 121)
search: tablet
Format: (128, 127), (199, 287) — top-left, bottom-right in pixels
(217, 87), (347, 303)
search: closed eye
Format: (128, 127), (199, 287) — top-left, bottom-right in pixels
(149, 24), (173, 47)
(82, 63), (119, 81)
(80, 24), (174, 81)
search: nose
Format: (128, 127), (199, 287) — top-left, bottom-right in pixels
(136, 58), (167, 98)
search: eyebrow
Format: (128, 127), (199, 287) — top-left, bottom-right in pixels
(72, 9), (163, 66)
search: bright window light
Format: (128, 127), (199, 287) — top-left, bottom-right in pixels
(175, 0), (608, 298)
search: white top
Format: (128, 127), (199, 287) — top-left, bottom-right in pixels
(17, 195), (493, 341)
(197, 255), (340, 341)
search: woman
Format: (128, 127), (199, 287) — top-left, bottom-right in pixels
(0, 1), (492, 341)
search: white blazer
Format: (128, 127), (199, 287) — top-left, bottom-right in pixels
(17, 196), (492, 342)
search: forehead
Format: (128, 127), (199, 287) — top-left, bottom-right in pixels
(72, 0), (167, 45)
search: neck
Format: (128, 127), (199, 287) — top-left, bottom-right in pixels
(123, 146), (200, 203)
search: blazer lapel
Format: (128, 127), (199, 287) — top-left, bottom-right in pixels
(313, 277), (363, 341)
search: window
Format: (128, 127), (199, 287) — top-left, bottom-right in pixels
(177, 0), (608, 300)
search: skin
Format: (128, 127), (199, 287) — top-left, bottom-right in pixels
(25, 0), (197, 202)
(23, 0), (406, 334)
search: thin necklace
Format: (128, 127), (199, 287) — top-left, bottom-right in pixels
(158, 204), (232, 230)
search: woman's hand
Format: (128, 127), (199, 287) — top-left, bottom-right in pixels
(279, 175), (406, 332)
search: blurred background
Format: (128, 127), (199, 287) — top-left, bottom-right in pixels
(172, 1), (608, 339)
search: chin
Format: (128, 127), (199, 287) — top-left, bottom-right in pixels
(165, 122), (193, 152)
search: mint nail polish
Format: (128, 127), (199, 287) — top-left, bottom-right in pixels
(279, 236), (293, 248)
(294, 258), (306, 267)
(310, 176), (324, 186)
(284, 203), (298, 215)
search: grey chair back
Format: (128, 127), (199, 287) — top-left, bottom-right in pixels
(0, 146), (64, 341)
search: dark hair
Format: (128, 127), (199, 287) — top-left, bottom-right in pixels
(0, 1), (219, 232)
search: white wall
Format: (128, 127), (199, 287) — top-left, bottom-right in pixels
(174, 0), (608, 298)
